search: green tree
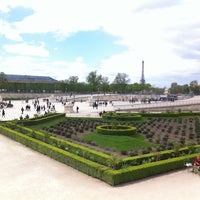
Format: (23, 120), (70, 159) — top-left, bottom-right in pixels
(112, 73), (130, 93)
(190, 80), (199, 95)
(65, 76), (79, 93)
(68, 76), (79, 84)
(86, 71), (102, 85)
(99, 76), (109, 93)
(181, 84), (190, 94)
(86, 71), (103, 92)
(0, 72), (7, 91)
(170, 82), (179, 94)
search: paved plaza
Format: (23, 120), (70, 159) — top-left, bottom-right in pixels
(1, 95), (200, 199)
(0, 96), (115, 121)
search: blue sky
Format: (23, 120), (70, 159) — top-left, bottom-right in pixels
(20, 30), (127, 65)
(0, 0), (200, 87)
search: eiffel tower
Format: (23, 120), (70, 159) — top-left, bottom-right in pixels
(140, 60), (146, 84)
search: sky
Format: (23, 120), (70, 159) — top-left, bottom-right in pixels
(0, 0), (200, 88)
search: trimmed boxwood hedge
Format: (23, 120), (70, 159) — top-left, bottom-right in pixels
(0, 125), (114, 184)
(102, 111), (200, 120)
(96, 125), (137, 136)
(102, 112), (142, 121)
(122, 146), (199, 166)
(142, 112), (200, 118)
(4, 122), (111, 166)
(18, 113), (65, 126)
(107, 154), (197, 185)
(6, 121), (200, 168)
(0, 123), (199, 186)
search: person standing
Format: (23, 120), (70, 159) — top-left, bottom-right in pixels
(2, 109), (5, 117)
(21, 107), (24, 114)
(193, 155), (200, 173)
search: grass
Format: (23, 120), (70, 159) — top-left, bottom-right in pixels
(24, 115), (156, 153)
(83, 132), (156, 152)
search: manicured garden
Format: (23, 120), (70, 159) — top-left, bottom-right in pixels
(1, 111), (200, 185)
(83, 133), (154, 153)
(28, 112), (200, 156)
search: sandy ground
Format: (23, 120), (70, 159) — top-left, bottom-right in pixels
(1, 133), (200, 200)
(1, 96), (200, 199)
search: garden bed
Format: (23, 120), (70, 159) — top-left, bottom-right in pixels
(33, 114), (200, 156)
(1, 112), (200, 185)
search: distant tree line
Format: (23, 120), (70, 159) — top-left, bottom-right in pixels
(170, 80), (200, 95)
(0, 71), (199, 95)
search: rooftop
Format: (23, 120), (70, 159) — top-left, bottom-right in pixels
(5, 74), (58, 83)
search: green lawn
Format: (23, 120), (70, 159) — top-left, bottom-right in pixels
(83, 133), (156, 152)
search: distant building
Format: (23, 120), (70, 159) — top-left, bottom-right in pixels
(5, 74), (58, 83)
(140, 60), (146, 84)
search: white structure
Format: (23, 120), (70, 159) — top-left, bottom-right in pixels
(164, 87), (170, 96)
(65, 102), (74, 114)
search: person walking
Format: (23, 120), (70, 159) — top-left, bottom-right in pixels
(21, 107), (24, 114)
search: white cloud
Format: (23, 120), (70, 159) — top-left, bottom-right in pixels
(75, 57), (84, 63)
(98, 51), (141, 82)
(0, 55), (39, 75)
(0, 20), (22, 41)
(1, 0), (200, 87)
(0, 55), (90, 82)
(47, 59), (90, 81)
(136, 0), (182, 11)
(3, 43), (49, 57)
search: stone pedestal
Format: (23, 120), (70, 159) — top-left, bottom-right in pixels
(88, 95), (94, 106)
(65, 102), (74, 113)
(88, 99), (94, 106)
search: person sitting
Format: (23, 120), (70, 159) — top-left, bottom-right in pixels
(193, 155), (200, 173)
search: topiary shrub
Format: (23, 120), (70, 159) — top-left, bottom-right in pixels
(96, 124), (137, 136)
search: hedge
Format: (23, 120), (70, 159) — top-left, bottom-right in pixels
(102, 112), (142, 121)
(141, 112), (200, 118)
(2, 123), (111, 166)
(0, 125), (199, 186)
(96, 125), (137, 136)
(106, 154), (197, 185)
(4, 122), (199, 168)
(5, 122), (200, 168)
(122, 145), (200, 166)
(0, 125), (114, 185)
(19, 113), (65, 126)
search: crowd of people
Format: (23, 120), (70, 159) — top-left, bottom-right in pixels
(19, 98), (57, 120)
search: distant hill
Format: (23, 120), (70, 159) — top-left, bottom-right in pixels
(5, 74), (58, 83)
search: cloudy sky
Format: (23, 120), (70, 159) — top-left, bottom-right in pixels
(0, 0), (200, 87)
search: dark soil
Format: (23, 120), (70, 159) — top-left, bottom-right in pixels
(42, 117), (200, 156)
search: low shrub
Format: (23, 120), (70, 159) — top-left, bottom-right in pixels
(102, 112), (142, 121)
(18, 113), (65, 126)
(96, 125), (137, 136)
